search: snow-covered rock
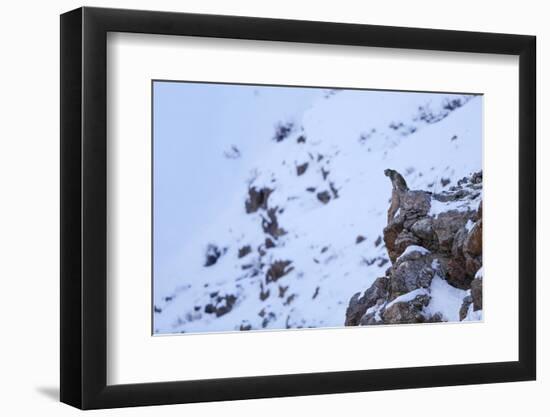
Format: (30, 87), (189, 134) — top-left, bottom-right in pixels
(345, 171), (483, 326)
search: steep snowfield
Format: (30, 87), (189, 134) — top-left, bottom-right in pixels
(153, 84), (482, 334)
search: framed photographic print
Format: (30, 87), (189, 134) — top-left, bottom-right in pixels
(60, 6), (536, 409)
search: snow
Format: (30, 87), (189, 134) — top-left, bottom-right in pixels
(475, 267), (484, 279)
(465, 219), (476, 232)
(463, 303), (483, 321)
(424, 275), (469, 322)
(153, 82), (482, 334)
(364, 302), (384, 322)
(396, 245), (430, 261)
(429, 196), (480, 217)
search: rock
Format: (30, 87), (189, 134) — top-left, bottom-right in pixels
(359, 299), (386, 325)
(382, 293), (430, 324)
(259, 282), (270, 301)
(262, 208), (286, 239)
(296, 162), (308, 176)
(383, 190), (431, 261)
(356, 235), (366, 244)
(388, 250), (435, 299)
(393, 230), (421, 260)
(378, 258), (389, 267)
(245, 187), (273, 213)
(472, 171), (483, 184)
(312, 286), (320, 299)
(445, 256), (471, 289)
(273, 121), (294, 142)
(204, 244), (224, 267)
(329, 182), (339, 199)
(411, 218), (437, 246)
(265, 238), (276, 249)
(383, 221), (404, 262)
(441, 210), (482, 288)
(471, 278), (482, 311)
(238, 245), (252, 258)
(433, 210), (475, 253)
(223, 145), (241, 159)
(345, 277), (389, 326)
(240, 322), (252, 331)
(426, 312), (444, 322)
(401, 190), (432, 219)
(261, 311), (277, 328)
(464, 222), (482, 256)
(266, 260), (294, 283)
(204, 294), (237, 317)
(317, 191), (331, 204)
(284, 294), (296, 305)
(459, 295), (473, 321)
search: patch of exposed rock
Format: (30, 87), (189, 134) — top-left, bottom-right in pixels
(245, 187), (273, 213)
(262, 208), (287, 239)
(266, 260), (294, 283)
(204, 293), (237, 317)
(204, 244), (226, 267)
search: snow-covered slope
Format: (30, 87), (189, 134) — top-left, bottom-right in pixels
(153, 85), (482, 334)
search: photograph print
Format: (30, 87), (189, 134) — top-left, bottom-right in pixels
(152, 81), (483, 335)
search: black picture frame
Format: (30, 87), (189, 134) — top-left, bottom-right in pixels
(60, 6), (536, 410)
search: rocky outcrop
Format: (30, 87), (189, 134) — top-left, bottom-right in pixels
(204, 293), (237, 317)
(382, 292), (431, 324)
(345, 277), (389, 325)
(471, 275), (483, 311)
(346, 170), (483, 326)
(266, 260), (294, 283)
(204, 244), (226, 267)
(262, 208), (287, 239)
(245, 187), (273, 213)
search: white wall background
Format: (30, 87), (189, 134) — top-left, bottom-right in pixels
(0, 0), (545, 415)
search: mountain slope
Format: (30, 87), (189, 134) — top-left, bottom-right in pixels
(153, 86), (482, 334)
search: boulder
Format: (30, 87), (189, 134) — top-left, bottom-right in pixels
(401, 190), (432, 218)
(411, 217), (437, 247)
(204, 294), (237, 317)
(245, 187), (273, 213)
(296, 162), (308, 176)
(463, 217), (483, 277)
(317, 191), (331, 204)
(345, 170), (483, 326)
(388, 249), (435, 299)
(345, 277), (389, 326)
(459, 295), (473, 321)
(204, 244), (225, 267)
(383, 221), (404, 262)
(393, 230), (421, 260)
(266, 260), (294, 283)
(382, 293), (430, 324)
(262, 208), (286, 239)
(432, 210), (475, 254)
(471, 278), (482, 311)
(238, 245), (252, 258)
